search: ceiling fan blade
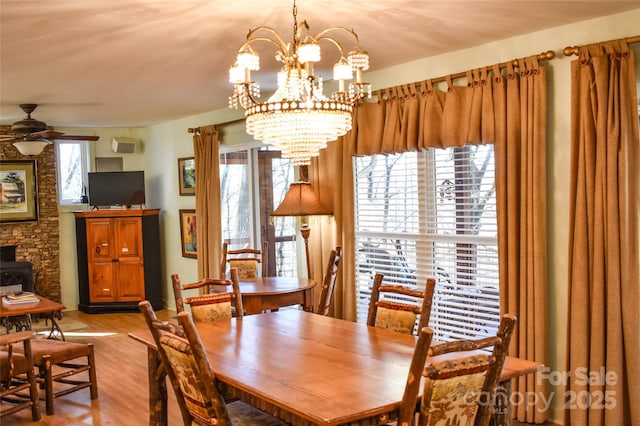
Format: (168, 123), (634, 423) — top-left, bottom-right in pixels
(32, 129), (65, 138)
(0, 135), (17, 141)
(55, 135), (100, 141)
(33, 129), (99, 141)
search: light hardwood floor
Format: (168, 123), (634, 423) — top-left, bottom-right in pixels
(2, 309), (558, 426)
(2, 308), (183, 426)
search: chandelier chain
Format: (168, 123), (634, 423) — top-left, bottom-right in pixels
(292, 0), (298, 45)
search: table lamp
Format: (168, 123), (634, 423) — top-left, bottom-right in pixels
(270, 181), (332, 278)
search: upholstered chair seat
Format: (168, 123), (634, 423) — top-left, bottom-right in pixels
(13, 337), (98, 415)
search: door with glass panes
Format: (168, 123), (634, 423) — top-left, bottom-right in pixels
(220, 149), (297, 277)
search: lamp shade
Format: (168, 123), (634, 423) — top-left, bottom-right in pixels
(271, 182), (332, 217)
(13, 140), (51, 156)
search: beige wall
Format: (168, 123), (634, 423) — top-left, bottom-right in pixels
(56, 8), (640, 423)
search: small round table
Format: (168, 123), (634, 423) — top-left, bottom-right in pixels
(237, 277), (317, 315)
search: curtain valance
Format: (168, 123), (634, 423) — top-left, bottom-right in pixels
(348, 55), (544, 155)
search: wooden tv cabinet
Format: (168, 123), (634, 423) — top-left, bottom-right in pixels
(74, 209), (162, 313)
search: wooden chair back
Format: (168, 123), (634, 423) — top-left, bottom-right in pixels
(221, 241), (268, 279)
(397, 326), (434, 426)
(138, 300), (233, 425)
(171, 268), (244, 321)
(414, 314), (517, 426)
(0, 331), (40, 421)
(367, 273), (436, 335)
(316, 246), (342, 316)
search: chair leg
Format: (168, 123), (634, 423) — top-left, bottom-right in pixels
(87, 344), (98, 399)
(27, 363), (42, 420)
(42, 355), (54, 415)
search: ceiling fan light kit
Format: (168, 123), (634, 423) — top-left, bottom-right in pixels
(2, 104), (99, 155)
(13, 139), (51, 156)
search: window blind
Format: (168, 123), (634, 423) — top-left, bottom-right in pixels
(354, 145), (499, 342)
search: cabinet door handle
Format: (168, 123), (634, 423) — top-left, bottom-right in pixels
(95, 243), (109, 255)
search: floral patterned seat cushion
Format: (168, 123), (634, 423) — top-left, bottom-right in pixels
(375, 304), (418, 334)
(229, 259), (259, 279)
(160, 334), (217, 422)
(187, 293), (233, 322)
(420, 354), (491, 426)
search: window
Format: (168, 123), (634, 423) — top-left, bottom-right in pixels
(354, 145), (499, 342)
(56, 141), (89, 205)
(220, 151), (252, 248)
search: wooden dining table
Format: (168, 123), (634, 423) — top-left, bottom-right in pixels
(0, 295), (66, 340)
(236, 276), (317, 314)
(129, 309), (543, 426)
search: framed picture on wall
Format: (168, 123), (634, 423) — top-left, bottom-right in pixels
(177, 157), (195, 196)
(179, 209), (197, 258)
(0, 160), (38, 223)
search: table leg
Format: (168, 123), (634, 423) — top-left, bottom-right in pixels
(44, 311), (65, 340)
(147, 347), (167, 426)
(302, 288), (314, 312)
(493, 379), (513, 426)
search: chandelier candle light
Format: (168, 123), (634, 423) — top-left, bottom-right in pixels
(228, 0), (371, 166)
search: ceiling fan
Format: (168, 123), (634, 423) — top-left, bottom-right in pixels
(1, 104), (99, 155)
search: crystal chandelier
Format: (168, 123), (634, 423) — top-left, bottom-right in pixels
(228, 0), (371, 166)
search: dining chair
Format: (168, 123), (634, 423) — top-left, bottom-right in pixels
(367, 273), (436, 335)
(0, 331), (40, 421)
(138, 300), (289, 426)
(316, 246), (342, 316)
(171, 268), (244, 321)
(11, 336), (98, 415)
(221, 241), (268, 279)
(406, 313), (518, 426)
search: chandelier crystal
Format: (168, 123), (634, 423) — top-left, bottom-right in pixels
(229, 0), (371, 166)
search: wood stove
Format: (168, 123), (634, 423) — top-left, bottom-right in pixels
(1, 245), (34, 295)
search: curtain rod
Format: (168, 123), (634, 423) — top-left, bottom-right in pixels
(372, 50), (555, 98)
(563, 35), (640, 56)
(187, 117), (245, 134)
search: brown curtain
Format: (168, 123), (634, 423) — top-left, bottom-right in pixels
(316, 54), (549, 421)
(566, 39), (640, 426)
(193, 125), (223, 280)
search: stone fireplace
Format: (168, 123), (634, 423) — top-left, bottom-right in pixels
(1, 140), (61, 303)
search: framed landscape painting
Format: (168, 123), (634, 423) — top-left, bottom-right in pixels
(0, 160), (38, 223)
(179, 209), (197, 258)
(177, 157), (195, 196)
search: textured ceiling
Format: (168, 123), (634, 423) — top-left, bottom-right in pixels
(1, 0), (638, 128)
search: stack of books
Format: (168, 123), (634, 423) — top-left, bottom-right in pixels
(2, 291), (40, 305)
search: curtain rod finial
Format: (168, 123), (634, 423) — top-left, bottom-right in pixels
(563, 46), (580, 57)
(541, 50), (556, 61)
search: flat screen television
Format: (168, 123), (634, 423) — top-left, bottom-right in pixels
(88, 171), (146, 208)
